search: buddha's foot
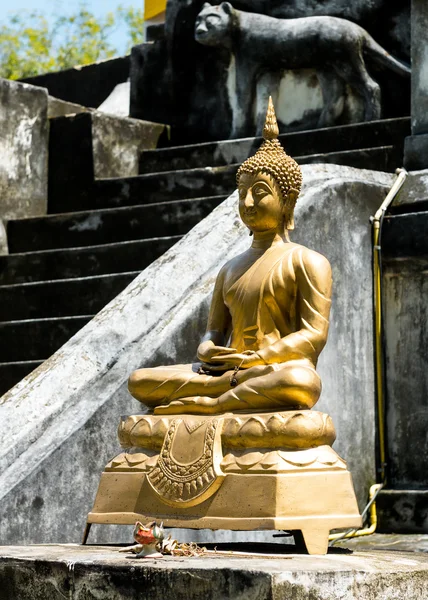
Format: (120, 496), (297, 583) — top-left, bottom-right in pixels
(154, 396), (221, 415)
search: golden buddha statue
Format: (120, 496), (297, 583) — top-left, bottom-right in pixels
(128, 98), (331, 416)
(86, 99), (361, 554)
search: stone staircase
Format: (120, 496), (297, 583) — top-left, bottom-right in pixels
(138, 117), (410, 174)
(0, 116), (410, 396)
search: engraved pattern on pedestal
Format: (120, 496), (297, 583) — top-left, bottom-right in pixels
(220, 445), (347, 473)
(147, 418), (222, 504)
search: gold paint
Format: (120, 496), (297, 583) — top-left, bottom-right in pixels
(87, 99), (361, 553)
(117, 411), (336, 451)
(236, 97), (302, 231)
(262, 96), (280, 140)
(146, 417), (224, 508)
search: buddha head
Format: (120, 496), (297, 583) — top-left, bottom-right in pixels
(236, 98), (302, 233)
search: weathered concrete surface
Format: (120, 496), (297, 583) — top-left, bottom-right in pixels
(48, 96), (90, 118)
(383, 257), (428, 489)
(335, 532), (428, 553)
(91, 112), (165, 178)
(389, 168), (428, 210)
(0, 164), (393, 544)
(1, 544), (428, 600)
(7, 196), (223, 253)
(0, 78), (49, 252)
(404, 134), (428, 170)
(0, 235), (181, 285)
(409, 0), (428, 136)
(404, 0), (428, 169)
(377, 489), (428, 533)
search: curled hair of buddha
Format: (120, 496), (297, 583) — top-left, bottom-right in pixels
(236, 97), (303, 229)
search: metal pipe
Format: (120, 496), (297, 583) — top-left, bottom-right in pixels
(371, 168), (407, 483)
(329, 483), (383, 542)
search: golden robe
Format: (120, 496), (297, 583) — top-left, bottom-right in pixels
(129, 242), (332, 413)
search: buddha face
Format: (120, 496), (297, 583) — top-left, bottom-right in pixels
(238, 172), (286, 233)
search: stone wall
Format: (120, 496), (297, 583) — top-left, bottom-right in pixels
(0, 79), (49, 254)
(20, 56), (130, 109)
(0, 164), (393, 544)
(382, 192), (428, 492)
(383, 258), (428, 489)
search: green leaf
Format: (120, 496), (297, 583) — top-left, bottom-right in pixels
(0, 4), (145, 79)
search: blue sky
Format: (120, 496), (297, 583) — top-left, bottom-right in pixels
(0, 0), (144, 55)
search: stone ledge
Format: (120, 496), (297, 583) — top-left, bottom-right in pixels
(1, 544), (428, 599)
(0, 78), (49, 224)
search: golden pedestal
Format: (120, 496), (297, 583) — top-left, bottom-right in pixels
(87, 411), (361, 554)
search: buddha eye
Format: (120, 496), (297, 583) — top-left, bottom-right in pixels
(253, 185), (267, 197)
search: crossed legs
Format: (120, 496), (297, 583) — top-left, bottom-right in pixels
(128, 360), (321, 415)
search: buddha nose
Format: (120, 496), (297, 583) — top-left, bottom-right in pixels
(244, 189), (255, 208)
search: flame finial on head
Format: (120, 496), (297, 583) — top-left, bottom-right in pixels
(263, 96), (279, 141)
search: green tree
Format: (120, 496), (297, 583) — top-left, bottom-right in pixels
(0, 4), (144, 80)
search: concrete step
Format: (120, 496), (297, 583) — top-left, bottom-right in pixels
(139, 118), (410, 174)
(298, 145), (403, 173)
(48, 164), (234, 213)
(47, 111), (166, 215)
(0, 360), (43, 397)
(8, 196), (224, 253)
(0, 236), (182, 284)
(0, 272), (138, 321)
(0, 316), (92, 362)
(49, 142), (401, 215)
(1, 543), (428, 600)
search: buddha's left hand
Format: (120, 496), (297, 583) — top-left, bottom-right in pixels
(208, 350), (265, 370)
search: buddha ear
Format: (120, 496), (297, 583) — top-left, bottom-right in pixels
(287, 188), (299, 207)
(221, 2), (234, 15)
(283, 188), (298, 231)
(281, 188), (298, 213)
(285, 213), (295, 231)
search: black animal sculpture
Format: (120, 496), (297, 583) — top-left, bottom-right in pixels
(195, 2), (411, 138)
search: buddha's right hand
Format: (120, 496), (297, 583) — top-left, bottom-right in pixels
(197, 340), (237, 363)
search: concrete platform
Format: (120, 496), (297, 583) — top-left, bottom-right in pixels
(1, 542), (428, 599)
(336, 533), (428, 553)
